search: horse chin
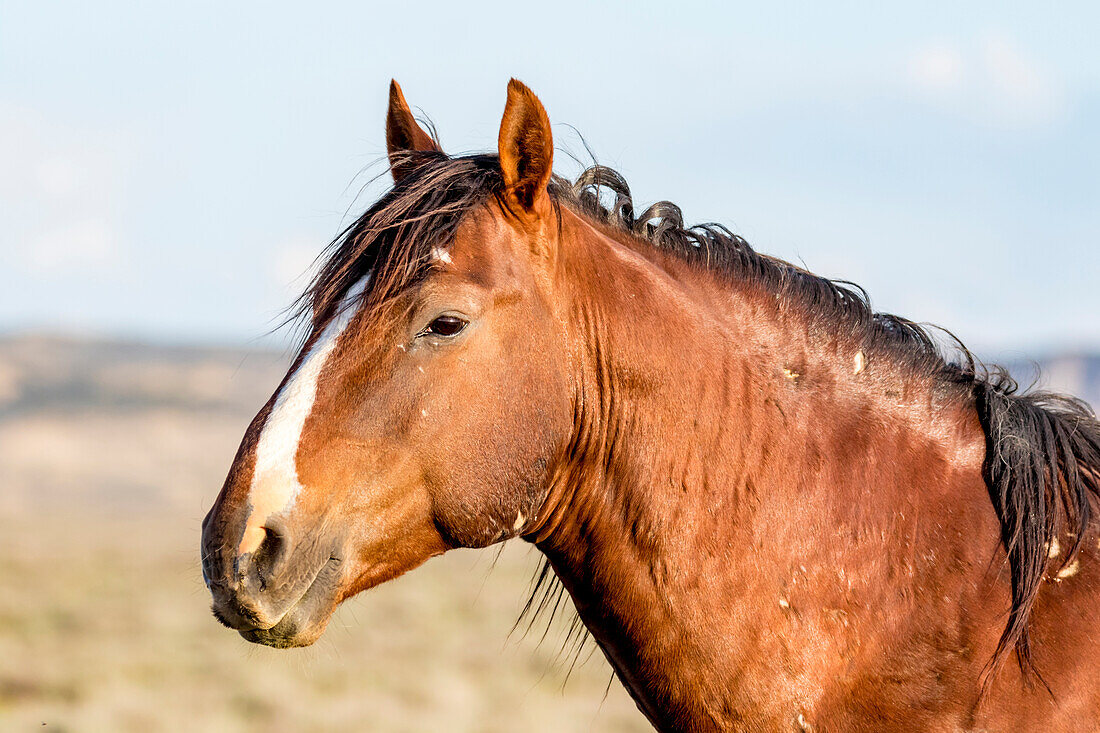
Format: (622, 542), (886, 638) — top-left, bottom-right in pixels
(239, 614), (331, 648)
(237, 556), (343, 649)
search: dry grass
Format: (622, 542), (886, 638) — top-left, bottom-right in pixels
(0, 335), (649, 732)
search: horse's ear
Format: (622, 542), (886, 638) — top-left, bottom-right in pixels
(386, 80), (441, 184)
(498, 79), (553, 215)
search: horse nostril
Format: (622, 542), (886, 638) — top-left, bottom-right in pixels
(252, 525), (289, 590)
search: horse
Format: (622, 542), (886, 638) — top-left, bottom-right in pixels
(201, 79), (1100, 731)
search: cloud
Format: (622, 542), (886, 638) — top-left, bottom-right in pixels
(980, 33), (1050, 112)
(908, 42), (965, 94)
(33, 156), (84, 197)
(906, 32), (1064, 129)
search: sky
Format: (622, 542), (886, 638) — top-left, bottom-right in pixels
(2, 1), (1098, 356)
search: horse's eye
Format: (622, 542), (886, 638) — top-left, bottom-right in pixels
(424, 315), (467, 338)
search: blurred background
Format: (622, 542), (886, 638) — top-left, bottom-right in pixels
(1, 1), (1097, 731)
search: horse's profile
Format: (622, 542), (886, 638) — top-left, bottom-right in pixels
(201, 79), (1100, 731)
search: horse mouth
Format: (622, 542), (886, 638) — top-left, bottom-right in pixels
(229, 555), (344, 648)
(239, 622), (325, 649)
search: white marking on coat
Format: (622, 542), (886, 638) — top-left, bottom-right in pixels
(513, 512), (525, 532)
(1048, 536), (1061, 559)
(238, 274), (371, 556)
(431, 246), (452, 264)
(1056, 560), (1080, 580)
(853, 350), (866, 375)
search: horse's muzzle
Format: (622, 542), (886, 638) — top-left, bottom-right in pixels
(201, 511), (343, 646)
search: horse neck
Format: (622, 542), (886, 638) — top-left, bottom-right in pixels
(529, 207), (992, 726)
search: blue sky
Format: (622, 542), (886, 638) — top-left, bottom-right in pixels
(2, 1), (1097, 355)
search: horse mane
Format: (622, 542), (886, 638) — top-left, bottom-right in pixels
(296, 151), (1100, 686)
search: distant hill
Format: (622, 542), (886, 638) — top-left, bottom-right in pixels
(1002, 352), (1100, 409)
(0, 333), (289, 515)
(0, 332), (289, 417)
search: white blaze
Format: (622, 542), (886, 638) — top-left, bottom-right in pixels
(238, 275), (370, 555)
